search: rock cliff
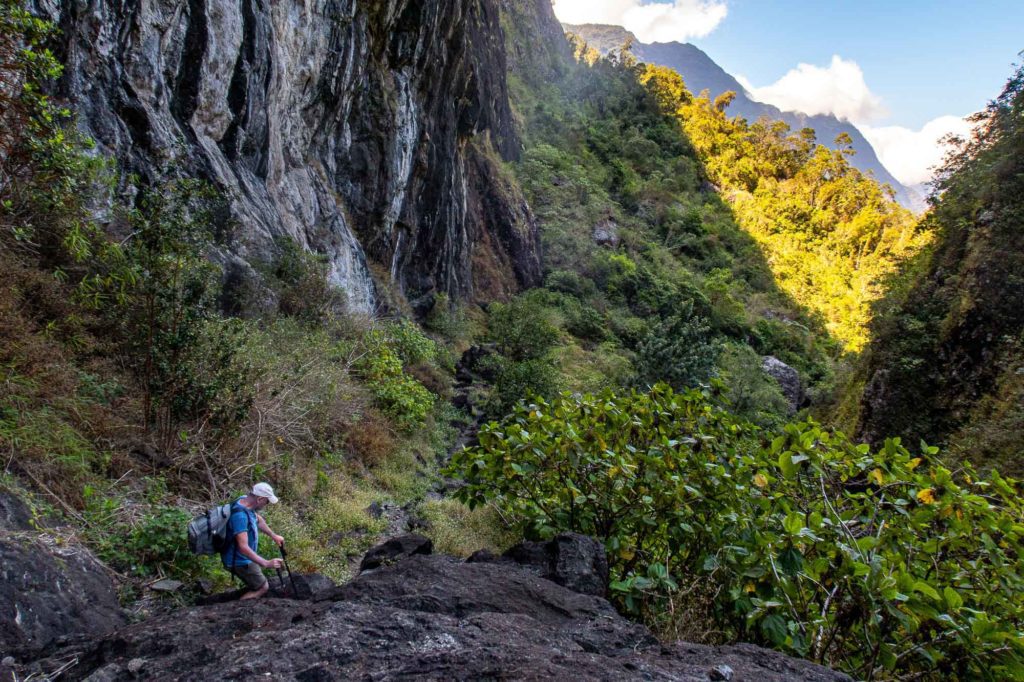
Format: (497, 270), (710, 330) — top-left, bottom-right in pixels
(41, 0), (541, 312)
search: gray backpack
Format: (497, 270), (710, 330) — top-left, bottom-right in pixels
(187, 503), (234, 555)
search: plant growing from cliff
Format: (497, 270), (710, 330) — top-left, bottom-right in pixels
(0, 1), (110, 271)
(450, 385), (1024, 680)
(261, 236), (345, 324)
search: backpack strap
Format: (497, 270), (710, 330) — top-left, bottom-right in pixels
(226, 500), (255, 568)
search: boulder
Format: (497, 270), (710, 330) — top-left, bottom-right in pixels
(498, 533), (609, 597)
(762, 355), (805, 413)
(592, 218), (620, 248)
(196, 572), (337, 605)
(701, 180), (722, 195)
(458, 344), (500, 381)
(358, 534), (433, 572)
(0, 536), (126, 659)
(148, 579), (183, 593)
(19, 548), (850, 681)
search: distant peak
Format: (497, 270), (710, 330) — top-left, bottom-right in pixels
(561, 23), (638, 48)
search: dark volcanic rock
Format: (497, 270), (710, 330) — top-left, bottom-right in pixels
(197, 572), (337, 605)
(359, 533), (433, 572)
(500, 533), (609, 597)
(0, 488), (32, 532)
(20, 550), (850, 681)
(43, 0), (541, 311)
(0, 537), (126, 660)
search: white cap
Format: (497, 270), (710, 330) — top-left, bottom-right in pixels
(251, 482), (279, 504)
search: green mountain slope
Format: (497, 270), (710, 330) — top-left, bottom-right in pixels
(565, 23), (923, 212)
(858, 63), (1024, 474)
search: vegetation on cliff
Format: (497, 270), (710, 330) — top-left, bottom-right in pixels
(857, 61), (1024, 476)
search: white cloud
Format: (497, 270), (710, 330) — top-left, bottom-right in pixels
(860, 116), (974, 186)
(552, 0), (728, 43)
(742, 55), (887, 124)
(740, 55), (974, 184)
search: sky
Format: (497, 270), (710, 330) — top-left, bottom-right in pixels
(551, 0), (1024, 186)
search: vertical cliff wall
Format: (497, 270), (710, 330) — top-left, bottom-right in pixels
(43, 0), (541, 312)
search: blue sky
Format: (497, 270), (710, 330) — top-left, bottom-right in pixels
(691, 0), (1023, 129)
(552, 0), (1024, 184)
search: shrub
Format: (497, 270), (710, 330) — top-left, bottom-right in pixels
(545, 269), (598, 299)
(383, 319), (438, 366)
(345, 411), (398, 467)
(487, 297), (560, 361)
(450, 385), (1024, 680)
(356, 329), (435, 430)
(717, 343), (789, 424)
(419, 498), (517, 557)
(1, 1), (109, 271)
(479, 354), (559, 416)
(634, 304), (719, 389)
(270, 237), (345, 324)
(83, 492), (223, 584)
(423, 292), (468, 341)
(103, 180), (256, 445)
(561, 298), (608, 342)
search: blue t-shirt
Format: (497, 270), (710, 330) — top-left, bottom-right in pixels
(221, 499), (258, 568)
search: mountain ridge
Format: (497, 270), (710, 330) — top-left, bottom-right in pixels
(564, 23), (923, 211)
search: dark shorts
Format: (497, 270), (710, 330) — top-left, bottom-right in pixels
(228, 562), (267, 591)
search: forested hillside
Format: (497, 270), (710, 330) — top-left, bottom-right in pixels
(2, 0), (1022, 679)
(565, 22), (923, 211)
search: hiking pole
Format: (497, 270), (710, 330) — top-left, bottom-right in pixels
(280, 541), (298, 597)
(275, 565), (285, 593)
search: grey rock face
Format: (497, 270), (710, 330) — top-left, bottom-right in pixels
(19, 550), (850, 681)
(592, 217), (620, 248)
(762, 355), (805, 413)
(0, 537), (126, 660)
(44, 0), (541, 312)
(0, 488), (32, 532)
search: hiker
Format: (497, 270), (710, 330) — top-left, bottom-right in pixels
(221, 482), (286, 600)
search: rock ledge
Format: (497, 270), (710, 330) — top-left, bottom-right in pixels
(16, 538), (850, 681)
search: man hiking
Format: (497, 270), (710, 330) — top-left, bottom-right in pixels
(222, 482), (286, 600)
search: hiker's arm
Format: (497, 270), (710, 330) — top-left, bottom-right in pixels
(256, 514), (284, 547)
(233, 531), (281, 568)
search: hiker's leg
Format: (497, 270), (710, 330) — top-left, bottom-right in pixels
(239, 581), (269, 600)
(235, 562), (269, 600)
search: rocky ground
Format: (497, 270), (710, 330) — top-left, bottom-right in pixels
(2, 528), (849, 682)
